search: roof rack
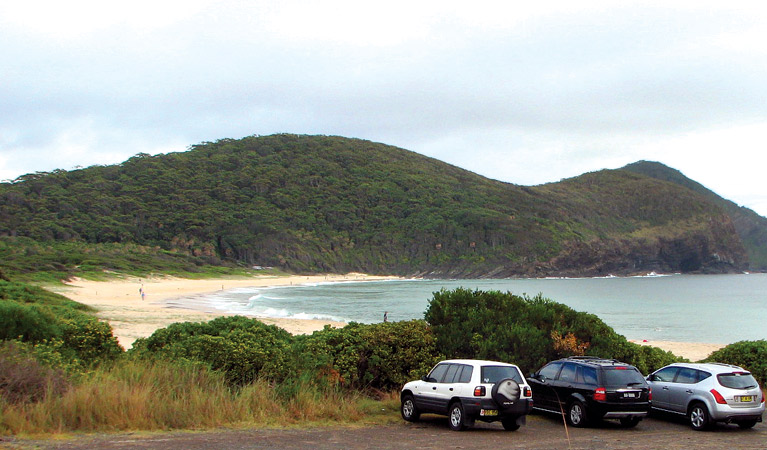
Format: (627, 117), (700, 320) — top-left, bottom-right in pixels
(564, 356), (623, 364)
(565, 356), (602, 360)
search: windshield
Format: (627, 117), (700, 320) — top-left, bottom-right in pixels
(481, 365), (522, 384)
(602, 367), (646, 387)
(718, 373), (759, 390)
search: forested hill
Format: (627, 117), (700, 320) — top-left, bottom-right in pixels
(623, 161), (767, 271)
(0, 134), (756, 278)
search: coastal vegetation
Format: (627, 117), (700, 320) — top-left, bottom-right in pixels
(1, 134), (761, 279)
(9, 283), (761, 437)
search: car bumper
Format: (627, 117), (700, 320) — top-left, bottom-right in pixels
(462, 397), (533, 420)
(709, 404), (765, 423)
(591, 401), (651, 420)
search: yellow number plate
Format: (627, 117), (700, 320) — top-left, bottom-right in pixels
(738, 396), (753, 402)
(480, 409), (498, 416)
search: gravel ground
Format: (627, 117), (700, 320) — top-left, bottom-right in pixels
(2, 413), (765, 450)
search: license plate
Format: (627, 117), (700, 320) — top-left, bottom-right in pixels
(738, 396), (753, 402)
(623, 392), (637, 398)
(480, 409), (498, 416)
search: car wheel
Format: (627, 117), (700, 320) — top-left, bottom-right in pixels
(688, 402), (710, 431)
(448, 401), (467, 431)
(566, 400), (588, 427)
(737, 420), (757, 429)
(400, 394), (420, 422)
(620, 417), (641, 428)
(491, 378), (520, 409)
(502, 416), (521, 431)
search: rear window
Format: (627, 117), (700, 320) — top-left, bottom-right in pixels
(602, 367), (645, 386)
(481, 365), (522, 384)
(718, 372), (759, 390)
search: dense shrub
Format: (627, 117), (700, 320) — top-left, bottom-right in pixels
(293, 320), (442, 391)
(0, 341), (71, 403)
(425, 288), (679, 375)
(703, 340), (767, 387)
(0, 301), (61, 342)
(0, 280), (123, 367)
(131, 316), (293, 385)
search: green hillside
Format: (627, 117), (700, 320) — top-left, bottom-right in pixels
(0, 134), (752, 279)
(623, 161), (767, 271)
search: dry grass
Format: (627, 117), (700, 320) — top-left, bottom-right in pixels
(0, 359), (397, 437)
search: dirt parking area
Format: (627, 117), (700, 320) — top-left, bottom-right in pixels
(3, 413), (765, 450)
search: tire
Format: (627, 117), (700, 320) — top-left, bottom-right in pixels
(737, 420), (757, 429)
(620, 417), (641, 428)
(502, 416), (521, 431)
(688, 402), (710, 431)
(491, 378), (520, 409)
(566, 400), (588, 427)
(448, 401), (468, 431)
(400, 394), (420, 422)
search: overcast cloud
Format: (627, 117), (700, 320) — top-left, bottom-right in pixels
(2, 1), (767, 215)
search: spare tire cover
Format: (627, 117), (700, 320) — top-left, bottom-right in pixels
(491, 378), (520, 409)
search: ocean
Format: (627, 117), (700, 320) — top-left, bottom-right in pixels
(193, 273), (767, 345)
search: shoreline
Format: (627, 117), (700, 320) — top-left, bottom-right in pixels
(52, 273), (394, 349)
(52, 274), (725, 360)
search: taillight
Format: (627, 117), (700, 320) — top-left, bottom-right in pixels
(761, 393), (765, 404)
(474, 386), (486, 397)
(710, 389), (727, 405)
(594, 387), (606, 402)
(523, 386), (532, 397)
(648, 387), (652, 401)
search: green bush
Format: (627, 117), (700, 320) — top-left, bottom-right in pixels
(0, 301), (61, 342)
(130, 315), (293, 385)
(425, 288), (679, 375)
(0, 280), (123, 367)
(703, 340), (767, 387)
(293, 320), (442, 391)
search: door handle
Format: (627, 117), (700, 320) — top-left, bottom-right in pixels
(449, 388), (454, 391)
(686, 390), (693, 394)
(432, 387), (437, 390)
(662, 387), (669, 390)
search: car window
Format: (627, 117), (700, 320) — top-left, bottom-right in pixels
(651, 367), (678, 382)
(697, 370), (711, 382)
(539, 362), (563, 380)
(717, 372), (759, 390)
(455, 365), (473, 383)
(577, 366), (598, 385)
(675, 367), (699, 384)
(481, 365), (523, 384)
(559, 363), (577, 382)
(602, 367), (645, 386)
(428, 363), (449, 382)
(444, 364), (460, 383)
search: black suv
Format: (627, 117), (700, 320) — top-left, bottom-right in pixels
(527, 356), (651, 427)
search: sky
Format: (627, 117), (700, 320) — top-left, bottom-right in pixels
(2, 1), (767, 216)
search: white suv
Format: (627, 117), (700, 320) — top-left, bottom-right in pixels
(400, 359), (533, 431)
(647, 362), (765, 430)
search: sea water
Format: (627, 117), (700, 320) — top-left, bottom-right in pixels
(194, 273), (767, 345)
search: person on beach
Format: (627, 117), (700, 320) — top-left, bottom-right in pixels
(383, 311), (388, 322)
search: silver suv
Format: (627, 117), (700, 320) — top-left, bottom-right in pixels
(400, 359), (533, 431)
(647, 362), (765, 430)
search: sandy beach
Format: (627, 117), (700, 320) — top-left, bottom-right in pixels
(51, 273), (725, 360)
(52, 273), (393, 349)
(630, 339), (724, 363)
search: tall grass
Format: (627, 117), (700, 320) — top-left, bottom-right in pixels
(0, 359), (397, 436)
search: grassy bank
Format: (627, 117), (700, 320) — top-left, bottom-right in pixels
(0, 358), (400, 436)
